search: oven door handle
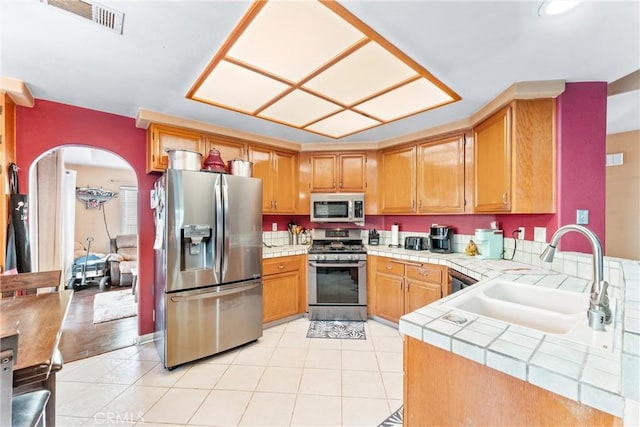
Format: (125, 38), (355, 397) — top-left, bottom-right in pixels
(309, 262), (366, 268)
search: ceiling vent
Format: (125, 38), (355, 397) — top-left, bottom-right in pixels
(42, 0), (124, 34)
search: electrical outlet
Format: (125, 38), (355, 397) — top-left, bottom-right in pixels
(272, 223), (277, 231)
(517, 227), (525, 240)
(576, 209), (589, 225)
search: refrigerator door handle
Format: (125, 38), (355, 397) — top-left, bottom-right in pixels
(221, 175), (230, 281)
(214, 174), (224, 280)
(169, 282), (261, 302)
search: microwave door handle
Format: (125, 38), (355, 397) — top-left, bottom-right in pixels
(348, 200), (353, 220)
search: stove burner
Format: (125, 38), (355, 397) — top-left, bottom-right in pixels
(309, 243), (365, 254)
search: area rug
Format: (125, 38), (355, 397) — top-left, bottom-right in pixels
(378, 405), (403, 427)
(93, 289), (137, 324)
(306, 320), (366, 340)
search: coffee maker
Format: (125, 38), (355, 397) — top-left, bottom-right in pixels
(429, 225), (454, 253)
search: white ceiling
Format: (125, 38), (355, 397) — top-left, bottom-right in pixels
(1, 0), (638, 144)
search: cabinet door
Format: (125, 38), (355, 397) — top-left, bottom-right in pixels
(418, 135), (465, 213)
(273, 150), (297, 213)
(405, 280), (441, 313)
(474, 106), (512, 212)
(375, 273), (404, 323)
(249, 145), (275, 212)
(263, 271), (300, 323)
(147, 124), (203, 172)
(380, 146), (417, 213)
(204, 136), (246, 164)
(310, 154), (337, 192)
(339, 153), (366, 192)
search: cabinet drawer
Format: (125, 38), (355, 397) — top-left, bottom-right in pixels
(263, 256), (300, 276)
(376, 259), (405, 276)
(406, 265), (442, 284)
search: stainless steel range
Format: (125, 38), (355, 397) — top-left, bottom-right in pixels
(308, 229), (367, 321)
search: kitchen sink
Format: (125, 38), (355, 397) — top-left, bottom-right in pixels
(441, 279), (616, 351)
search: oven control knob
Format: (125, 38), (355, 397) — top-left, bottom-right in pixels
(319, 255), (325, 261)
(334, 254), (340, 260)
(348, 255), (354, 260)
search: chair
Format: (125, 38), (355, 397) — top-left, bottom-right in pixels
(109, 234), (138, 287)
(0, 270), (61, 298)
(0, 270), (63, 427)
(1, 332), (50, 427)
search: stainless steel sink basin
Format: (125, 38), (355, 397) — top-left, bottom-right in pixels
(440, 279), (616, 351)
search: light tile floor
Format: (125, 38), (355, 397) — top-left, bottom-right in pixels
(56, 318), (403, 426)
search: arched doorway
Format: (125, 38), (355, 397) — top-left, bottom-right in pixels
(28, 145), (140, 361)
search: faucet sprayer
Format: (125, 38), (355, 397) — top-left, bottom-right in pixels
(539, 224), (611, 331)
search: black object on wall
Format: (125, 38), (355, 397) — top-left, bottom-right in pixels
(5, 163), (31, 273)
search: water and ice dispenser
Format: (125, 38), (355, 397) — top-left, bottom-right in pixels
(181, 224), (212, 270)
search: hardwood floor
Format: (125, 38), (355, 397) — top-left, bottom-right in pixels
(58, 284), (138, 363)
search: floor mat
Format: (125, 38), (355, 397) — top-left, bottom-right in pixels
(378, 405), (403, 427)
(306, 320), (366, 339)
(93, 289), (137, 323)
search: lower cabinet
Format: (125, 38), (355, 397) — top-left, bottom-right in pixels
(404, 337), (620, 426)
(370, 256), (447, 323)
(262, 255), (307, 324)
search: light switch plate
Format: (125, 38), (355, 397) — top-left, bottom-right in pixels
(576, 209), (589, 225)
(534, 227), (547, 243)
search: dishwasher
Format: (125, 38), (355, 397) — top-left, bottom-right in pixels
(449, 269), (478, 293)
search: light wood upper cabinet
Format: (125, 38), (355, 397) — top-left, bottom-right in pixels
(250, 145), (297, 214)
(380, 145), (417, 213)
(203, 135), (246, 164)
(310, 154), (338, 192)
(147, 123), (204, 173)
(309, 153), (366, 193)
(418, 134), (466, 213)
(473, 99), (555, 213)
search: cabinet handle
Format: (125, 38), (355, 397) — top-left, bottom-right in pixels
(333, 182), (336, 188)
(419, 200), (422, 209)
(278, 264), (285, 269)
(339, 182), (343, 188)
(270, 200), (274, 209)
(386, 265), (393, 270)
(411, 200), (415, 209)
(274, 200), (278, 209)
(400, 282), (403, 291)
(502, 193), (508, 205)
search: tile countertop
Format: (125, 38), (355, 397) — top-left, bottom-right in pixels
(262, 244), (640, 423)
(365, 246), (638, 424)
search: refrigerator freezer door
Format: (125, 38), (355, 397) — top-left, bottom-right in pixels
(163, 280), (263, 368)
(221, 174), (263, 284)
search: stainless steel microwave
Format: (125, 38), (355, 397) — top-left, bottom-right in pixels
(310, 193), (365, 223)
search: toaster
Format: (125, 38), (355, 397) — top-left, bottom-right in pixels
(404, 236), (427, 251)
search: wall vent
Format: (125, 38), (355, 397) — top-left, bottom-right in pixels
(42, 0), (124, 34)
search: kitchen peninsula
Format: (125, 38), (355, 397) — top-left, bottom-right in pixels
(262, 238), (638, 426)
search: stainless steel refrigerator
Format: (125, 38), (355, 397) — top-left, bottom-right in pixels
(153, 169), (263, 369)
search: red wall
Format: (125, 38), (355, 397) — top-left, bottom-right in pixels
(555, 82), (607, 252)
(15, 100), (157, 335)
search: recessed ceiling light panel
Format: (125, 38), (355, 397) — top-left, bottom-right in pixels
(304, 42), (418, 105)
(194, 60), (289, 113)
(187, 0), (461, 139)
(228, 1), (363, 82)
(356, 79), (454, 121)
(305, 110), (381, 139)
(259, 90), (342, 127)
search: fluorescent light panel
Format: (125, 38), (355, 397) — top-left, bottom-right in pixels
(187, 0), (461, 139)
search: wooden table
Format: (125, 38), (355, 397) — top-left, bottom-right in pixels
(0, 290), (73, 387)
